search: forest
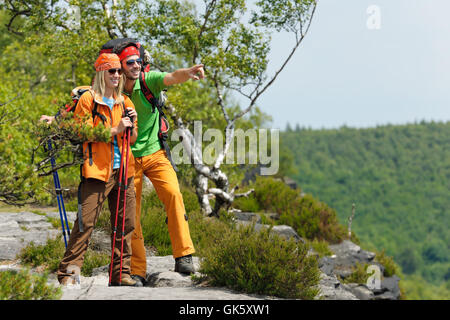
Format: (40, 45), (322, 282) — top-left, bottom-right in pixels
(281, 121), (450, 299)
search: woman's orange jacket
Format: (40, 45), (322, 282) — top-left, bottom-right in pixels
(74, 89), (137, 182)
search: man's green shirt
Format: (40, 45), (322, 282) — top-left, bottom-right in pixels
(126, 71), (168, 158)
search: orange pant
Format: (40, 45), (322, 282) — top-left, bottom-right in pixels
(131, 149), (195, 278)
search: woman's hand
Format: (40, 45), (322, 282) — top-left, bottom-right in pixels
(40, 115), (55, 124)
(124, 107), (137, 121)
(111, 108), (137, 137)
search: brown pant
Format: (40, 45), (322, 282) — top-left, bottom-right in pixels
(57, 170), (136, 284)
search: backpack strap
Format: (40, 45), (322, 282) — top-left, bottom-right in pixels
(138, 72), (178, 172)
(139, 71), (158, 112)
(92, 101), (107, 124)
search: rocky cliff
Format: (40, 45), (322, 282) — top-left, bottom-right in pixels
(0, 209), (401, 300)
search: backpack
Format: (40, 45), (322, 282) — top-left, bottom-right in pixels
(56, 86), (106, 125)
(99, 38), (178, 171)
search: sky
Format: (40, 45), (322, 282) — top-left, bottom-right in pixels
(250, 0), (450, 130)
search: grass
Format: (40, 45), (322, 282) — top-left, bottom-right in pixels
(0, 269), (62, 300)
(17, 235), (109, 277)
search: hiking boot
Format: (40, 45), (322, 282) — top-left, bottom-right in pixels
(60, 276), (80, 287)
(110, 275), (140, 287)
(131, 274), (146, 287)
(175, 254), (195, 274)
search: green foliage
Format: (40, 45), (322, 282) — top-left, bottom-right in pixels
(234, 176), (347, 243)
(375, 249), (398, 277)
(195, 224), (320, 299)
(340, 262), (371, 285)
(138, 186), (232, 256)
(401, 274), (450, 300)
(137, 186), (321, 299)
(281, 121), (450, 298)
(233, 195), (261, 213)
(308, 239), (333, 258)
(0, 269), (62, 300)
(33, 111), (111, 177)
(18, 237), (66, 273)
(18, 236), (109, 277)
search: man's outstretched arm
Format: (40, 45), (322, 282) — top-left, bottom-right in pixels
(163, 64), (205, 86)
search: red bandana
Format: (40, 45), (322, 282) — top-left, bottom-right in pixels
(118, 46), (140, 61)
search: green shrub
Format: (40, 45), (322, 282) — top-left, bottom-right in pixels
(196, 224), (321, 299)
(0, 269), (62, 300)
(233, 196), (261, 212)
(18, 236), (109, 277)
(340, 262), (371, 285)
(308, 239), (333, 258)
(81, 250), (110, 276)
(236, 177), (347, 243)
(141, 206), (172, 256)
(18, 237), (66, 272)
(139, 186), (221, 256)
(375, 249), (398, 277)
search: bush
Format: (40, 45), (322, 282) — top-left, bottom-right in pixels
(196, 224), (321, 299)
(18, 236), (109, 277)
(18, 237), (66, 272)
(236, 177), (347, 243)
(375, 249), (398, 277)
(0, 269), (62, 300)
(340, 262), (371, 285)
(308, 239), (333, 258)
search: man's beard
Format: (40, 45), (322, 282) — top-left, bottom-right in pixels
(124, 68), (140, 80)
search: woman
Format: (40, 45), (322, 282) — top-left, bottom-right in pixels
(57, 53), (139, 287)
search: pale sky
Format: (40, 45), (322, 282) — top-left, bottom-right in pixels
(251, 0), (450, 129)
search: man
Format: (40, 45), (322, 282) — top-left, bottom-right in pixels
(113, 41), (205, 286)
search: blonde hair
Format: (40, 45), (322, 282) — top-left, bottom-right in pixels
(92, 70), (125, 99)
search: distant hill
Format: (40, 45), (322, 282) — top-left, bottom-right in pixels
(281, 121), (450, 299)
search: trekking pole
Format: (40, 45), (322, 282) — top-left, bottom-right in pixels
(109, 126), (128, 286)
(46, 139), (71, 248)
(118, 125), (132, 284)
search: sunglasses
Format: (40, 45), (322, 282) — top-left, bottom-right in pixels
(125, 58), (143, 66)
(107, 68), (122, 75)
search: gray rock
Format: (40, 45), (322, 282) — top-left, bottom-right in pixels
(233, 212), (261, 223)
(316, 273), (358, 300)
(236, 221), (305, 243)
(0, 209), (401, 300)
(147, 271), (194, 288)
(61, 255), (274, 300)
(318, 256), (335, 276)
(0, 212), (61, 260)
(89, 229), (111, 252)
(329, 240), (379, 273)
(263, 213), (279, 221)
(343, 283), (374, 300)
(374, 276), (401, 300)
(271, 225), (304, 242)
